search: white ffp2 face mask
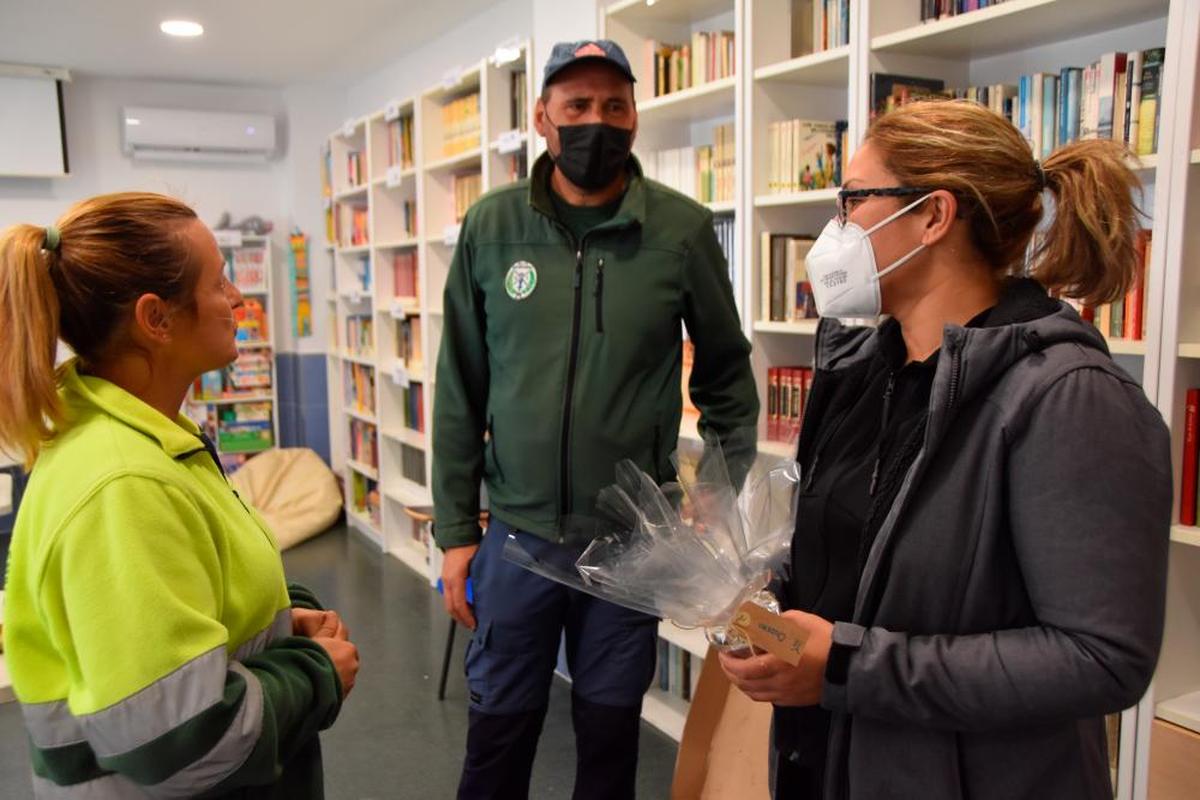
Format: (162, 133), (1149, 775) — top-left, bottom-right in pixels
(805, 193), (933, 320)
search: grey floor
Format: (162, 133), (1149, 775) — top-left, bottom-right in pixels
(0, 525), (678, 799)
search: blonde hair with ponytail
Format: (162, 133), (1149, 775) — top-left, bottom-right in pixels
(865, 99), (1142, 306)
(0, 192), (198, 467)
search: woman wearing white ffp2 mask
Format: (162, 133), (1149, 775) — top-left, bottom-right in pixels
(718, 100), (1171, 800)
(805, 188), (936, 320)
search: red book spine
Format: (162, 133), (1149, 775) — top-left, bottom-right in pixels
(1182, 388), (1200, 526)
(772, 367), (782, 441)
(1125, 229), (1146, 340)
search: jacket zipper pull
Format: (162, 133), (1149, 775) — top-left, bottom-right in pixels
(594, 258), (605, 333)
(574, 249), (583, 289)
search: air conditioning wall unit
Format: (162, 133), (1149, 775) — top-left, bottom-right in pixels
(122, 106), (277, 163)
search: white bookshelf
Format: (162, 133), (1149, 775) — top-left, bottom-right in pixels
(1142, 2), (1200, 797)
(184, 233), (280, 472)
(323, 40), (536, 580)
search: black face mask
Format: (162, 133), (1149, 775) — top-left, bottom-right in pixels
(548, 119), (633, 192)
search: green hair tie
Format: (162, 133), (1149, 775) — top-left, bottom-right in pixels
(43, 225), (61, 252)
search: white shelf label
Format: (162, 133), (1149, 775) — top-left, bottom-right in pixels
(321, 196), (332, 210)
(389, 302), (410, 319)
(214, 229), (243, 248)
(391, 364), (411, 388)
(496, 129), (524, 155)
(341, 118), (357, 138)
(442, 223), (462, 247)
(441, 66), (463, 92)
(385, 165), (404, 188)
(384, 100), (402, 122)
(491, 39), (523, 67)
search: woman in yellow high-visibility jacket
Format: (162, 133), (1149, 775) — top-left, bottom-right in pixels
(0, 192), (359, 799)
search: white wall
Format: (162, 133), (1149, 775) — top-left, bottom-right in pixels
(0, 76), (288, 232)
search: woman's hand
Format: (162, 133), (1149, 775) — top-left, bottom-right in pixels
(292, 608), (350, 641)
(717, 610), (834, 706)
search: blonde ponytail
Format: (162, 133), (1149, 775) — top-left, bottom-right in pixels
(0, 225), (64, 467)
(1037, 139), (1142, 306)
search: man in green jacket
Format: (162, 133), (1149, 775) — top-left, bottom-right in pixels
(433, 39), (758, 800)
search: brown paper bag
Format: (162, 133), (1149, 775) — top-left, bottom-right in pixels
(671, 647), (773, 800)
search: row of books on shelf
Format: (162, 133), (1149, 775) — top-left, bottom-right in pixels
(1181, 389), (1200, 526)
(387, 115), (415, 170)
(642, 123), (735, 205)
(346, 314), (375, 356)
(349, 418), (379, 470)
(766, 366), (813, 445)
(390, 200), (417, 239)
(654, 638), (701, 703)
(766, 119), (847, 194)
(453, 172), (483, 223)
(1077, 229), (1152, 342)
(235, 299), (269, 343)
(868, 46), (1165, 158)
(226, 247), (267, 292)
(346, 150), (365, 189)
(345, 362), (377, 416)
(193, 350), (273, 400)
(397, 318), (423, 367)
(400, 443), (427, 485)
(510, 71), (528, 133)
(714, 215), (738, 301)
(442, 92), (482, 158)
(791, 0), (850, 55)
(338, 204), (369, 247)
(919, 0), (1009, 22)
(393, 251), (418, 299)
(760, 233), (817, 323)
(202, 402), (274, 455)
(401, 384), (426, 434)
(349, 472), (381, 528)
(645, 30), (736, 99)
(350, 254), (371, 294)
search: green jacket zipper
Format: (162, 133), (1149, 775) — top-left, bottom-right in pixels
(594, 257), (606, 333)
(560, 240), (587, 521)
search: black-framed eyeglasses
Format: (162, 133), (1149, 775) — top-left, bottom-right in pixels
(836, 187), (929, 227)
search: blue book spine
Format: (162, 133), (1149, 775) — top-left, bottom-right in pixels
(1018, 75), (1029, 143)
(1041, 74), (1057, 159)
(1058, 68), (1071, 147)
(1066, 68), (1082, 143)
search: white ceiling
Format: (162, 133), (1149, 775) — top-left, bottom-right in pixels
(0, 0), (503, 86)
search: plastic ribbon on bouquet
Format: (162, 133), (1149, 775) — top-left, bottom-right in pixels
(503, 429), (800, 650)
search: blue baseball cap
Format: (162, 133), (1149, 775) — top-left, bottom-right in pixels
(543, 40), (637, 89)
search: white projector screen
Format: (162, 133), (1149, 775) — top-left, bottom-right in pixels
(0, 76), (68, 177)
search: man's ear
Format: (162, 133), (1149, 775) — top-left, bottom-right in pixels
(132, 294), (173, 345)
(534, 95), (549, 138)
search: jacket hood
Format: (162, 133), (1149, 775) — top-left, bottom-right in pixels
(815, 278), (1109, 411)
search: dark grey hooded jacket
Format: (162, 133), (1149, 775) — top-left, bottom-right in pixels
(810, 285), (1172, 800)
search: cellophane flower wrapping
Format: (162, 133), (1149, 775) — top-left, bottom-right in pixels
(503, 430), (800, 647)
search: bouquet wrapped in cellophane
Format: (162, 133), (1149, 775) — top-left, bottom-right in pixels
(503, 431), (800, 652)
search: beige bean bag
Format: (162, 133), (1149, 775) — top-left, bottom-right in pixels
(229, 448), (342, 550)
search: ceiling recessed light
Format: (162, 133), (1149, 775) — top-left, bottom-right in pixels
(161, 20), (204, 37)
